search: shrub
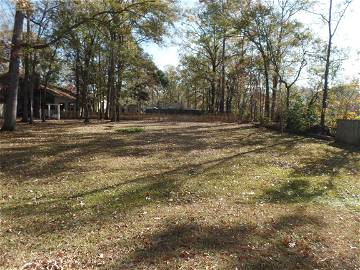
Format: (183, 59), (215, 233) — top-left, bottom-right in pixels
(287, 96), (317, 133)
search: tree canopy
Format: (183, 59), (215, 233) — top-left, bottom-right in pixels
(0, 0), (358, 132)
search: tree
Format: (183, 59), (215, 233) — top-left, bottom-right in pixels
(2, 0), (177, 130)
(327, 80), (360, 127)
(1, 2), (26, 131)
(182, 2), (224, 112)
(318, 0), (352, 130)
(237, 2), (273, 119)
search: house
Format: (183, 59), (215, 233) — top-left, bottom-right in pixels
(39, 84), (77, 119)
(0, 73), (76, 119)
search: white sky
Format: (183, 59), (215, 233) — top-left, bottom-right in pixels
(143, 0), (360, 82)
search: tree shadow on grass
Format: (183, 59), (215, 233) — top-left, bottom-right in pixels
(1, 173), (184, 236)
(259, 179), (329, 204)
(0, 121), (298, 183)
(105, 210), (356, 270)
(1, 136), (306, 236)
(0, 123), (258, 182)
(0, 121), (318, 244)
(292, 149), (358, 177)
(60, 136), (305, 202)
(289, 146), (360, 195)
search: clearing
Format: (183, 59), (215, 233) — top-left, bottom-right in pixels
(0, 120), (359, 269)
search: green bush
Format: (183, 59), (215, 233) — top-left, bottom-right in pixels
(287, 96), (317, 133)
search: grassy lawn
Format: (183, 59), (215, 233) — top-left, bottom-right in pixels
(0, 120), (359, 269)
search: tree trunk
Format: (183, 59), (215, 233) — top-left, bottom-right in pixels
(271, 74), (278, 120)
(22, 14), (31, 123)
(98, 49), (103, 120)
(75, 50), (81, 118)
(82, 80), (89, 123)
(105, 85), (110, 120)
(286, 85), (290, 111)
(42, 79), (49, 122)
(321, 1), (333, 131)
(2, 6), (24, 131)
(226, 81), (234, 113)
(82, 48), (92, 123)
(210, 63), (216, 113)
(82, 70), (90, 123)
(116, 64), (123, 122)
(219, 33), (226, 113)
(258, 72), (264, 119)
(263, 60), (270, 119)
(22, 63), (29, 122)
(101, 89), (105, 120)
(210, 81), (216, 112)
(29, 53), (36, 124)
(108, 47), (116, 122)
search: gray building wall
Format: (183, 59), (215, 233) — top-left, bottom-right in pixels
(336, 120), (360, 145)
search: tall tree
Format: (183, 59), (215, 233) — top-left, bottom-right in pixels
(1, 2), (25, 131)
(238, 2), (273, 119)
(319, 0), (352, 130)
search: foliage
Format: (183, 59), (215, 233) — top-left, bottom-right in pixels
(0, 0), (356, 130)
(287, 95), (317, 133)
(327, 81), (360, 127)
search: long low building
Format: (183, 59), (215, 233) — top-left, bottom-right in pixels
(0, 73), (77, 119)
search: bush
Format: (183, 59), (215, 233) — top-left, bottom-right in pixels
(287, 96), (317, 133)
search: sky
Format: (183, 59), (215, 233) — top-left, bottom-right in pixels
(142, 0), (360, 82)
(0, 0), (358, 82)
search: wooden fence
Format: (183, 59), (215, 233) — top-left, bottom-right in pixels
(336, 119), (360, 145)
(60, 112), (240, 123)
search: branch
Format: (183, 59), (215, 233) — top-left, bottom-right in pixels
(331, 0), (352, 37)
(21, 0), (156, 49)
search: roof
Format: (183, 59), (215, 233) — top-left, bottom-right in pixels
(0, 73), (77, 102)
(41, 85), (77, 101)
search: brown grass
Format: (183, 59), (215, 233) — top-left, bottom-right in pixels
(0, 120), (359, 269)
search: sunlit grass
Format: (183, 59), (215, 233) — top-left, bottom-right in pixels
(0, 120), (358, 269)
